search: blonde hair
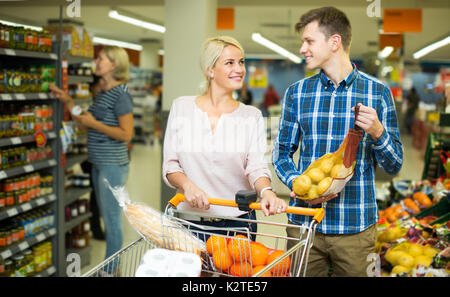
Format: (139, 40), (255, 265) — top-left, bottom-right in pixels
(102, 46), (130, 82)
(199, 36), (245, 95)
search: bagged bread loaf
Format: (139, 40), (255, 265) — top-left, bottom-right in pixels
(105, 179), (206, 255)
(293, 106), (363, 200)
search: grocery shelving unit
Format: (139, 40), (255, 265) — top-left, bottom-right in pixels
(0, 47), (61, 277)
(57, 47), (94, 276)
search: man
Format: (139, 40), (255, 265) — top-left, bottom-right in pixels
(272, 6), (403, 277)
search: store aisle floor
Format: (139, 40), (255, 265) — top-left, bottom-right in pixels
(80, 133), (423, 276)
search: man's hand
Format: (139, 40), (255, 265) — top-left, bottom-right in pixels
(290, 191), (338, 205)
(352, 103), (384, 141)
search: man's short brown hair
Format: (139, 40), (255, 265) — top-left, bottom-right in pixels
(295, 6), (352, 52)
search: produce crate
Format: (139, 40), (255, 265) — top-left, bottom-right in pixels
(414, 196), (450, 225)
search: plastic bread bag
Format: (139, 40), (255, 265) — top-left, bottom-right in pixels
(104, 178), (206, 255)
(292, 106), (364, 200)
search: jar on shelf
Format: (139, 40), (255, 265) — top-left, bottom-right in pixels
(23, 249), (35, 277)
(3, 259), (13, 277)
(12, 254), (27, 277)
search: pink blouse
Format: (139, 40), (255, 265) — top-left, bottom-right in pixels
(162, 96), (271, 217)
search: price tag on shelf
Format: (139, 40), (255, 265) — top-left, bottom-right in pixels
(48, 131), (56, 138)
(15, 94), (26, 100)
(21, 203), (32, 212)
(19, 241), (29, 251)
(0, 171), (7, 179)
(38, 93), (47, 99)
(36, 233), (45, 242)
(6, 208), (18, 217)
(4, 49), (16, 56)
(1, 94), (12, 100)
(48, 159), (57, 166)
(10, 137), (22, 145)
(24, 165), (34, 173)
(1, 249), (12, 259)
(49, 53), (57, 60)
(36, 198), (45, 206)
(49, 228), (56, 236)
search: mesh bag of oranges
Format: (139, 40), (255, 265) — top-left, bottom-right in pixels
(206, 234), (292, 277)
(293, 107), (363, 200)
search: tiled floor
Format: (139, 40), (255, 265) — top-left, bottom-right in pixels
(80, 133), (424, 276)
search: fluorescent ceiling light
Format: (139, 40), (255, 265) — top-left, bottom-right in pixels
(109, 10), (165, 34)
(93, 37), (143, 51)
(378, 46), (394, 59)
(251, 33), (301, 64)
(0, 19), (42, 31)
(413, 36), (450, 59)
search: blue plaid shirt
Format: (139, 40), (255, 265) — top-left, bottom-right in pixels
(272, 65), (403, 234)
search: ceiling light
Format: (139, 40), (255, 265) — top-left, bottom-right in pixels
(378, 46), (394, 59)
(93, 37), (143, 51)
(109, 10), (165, 34)
(0, 19), (42, 31)
(413, 35), (450, 59)
(251, 33), (301, 64)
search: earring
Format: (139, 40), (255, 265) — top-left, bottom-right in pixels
(210, 73), (214, 79)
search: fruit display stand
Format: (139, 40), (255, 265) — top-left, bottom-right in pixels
(376, 183), (449, 277)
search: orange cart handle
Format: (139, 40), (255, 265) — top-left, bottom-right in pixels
(168, 193), (324, 223)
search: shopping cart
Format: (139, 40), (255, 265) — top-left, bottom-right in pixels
(83, 193), (325, 277)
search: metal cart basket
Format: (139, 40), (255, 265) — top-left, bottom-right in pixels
(83, 193), (324, 277)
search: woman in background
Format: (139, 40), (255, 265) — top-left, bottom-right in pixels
(50, 46), (133, 272)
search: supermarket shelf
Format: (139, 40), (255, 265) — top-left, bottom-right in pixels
(0, 227), (57, 260)
(34, 265), (57, 277)
(0, 131), (57, 148)
(0, 193), (56, 221)
(68, 75), (93, 84)
(64, 187), (91, 206)
(65, 55), (94, 64)
(0, 158), (57, 181)
(64, 212), (92, 233)
(0, 92), (54, 101)
(65, 154), (88, 168)
(0, 48), (58, 60)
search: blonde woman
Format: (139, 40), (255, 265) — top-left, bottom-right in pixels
(163, 36), (287, 239)
(50, 46), (133, 265)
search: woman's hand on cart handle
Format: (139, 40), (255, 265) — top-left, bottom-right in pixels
(260, 190), (287, 216)
(181, 180), (210, 210)
(290, 191), (338, 205)
(168, 193), (325, 223)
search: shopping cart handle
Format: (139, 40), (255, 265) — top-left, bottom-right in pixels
(168, 193), (325, 223)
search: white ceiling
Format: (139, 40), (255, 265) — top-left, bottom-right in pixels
(1, 0), (449, 62)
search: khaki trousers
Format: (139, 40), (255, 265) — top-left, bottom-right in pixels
(286, 224), (377, 277)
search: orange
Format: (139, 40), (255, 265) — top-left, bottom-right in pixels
(266, 250), (291, 276)
(229, 262), (252, 277)
(212, 250), (232, 272)
(228, 235), (251, 262)
(252, 265), (272, 277)
(206, 235), (228, 256)
(250, 242), (269, 266)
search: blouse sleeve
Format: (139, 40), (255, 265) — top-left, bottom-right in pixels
(244, 111), (272, 189)
(162, 100), (185, 189)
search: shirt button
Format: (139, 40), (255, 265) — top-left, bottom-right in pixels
(330, 136), (333, 140)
